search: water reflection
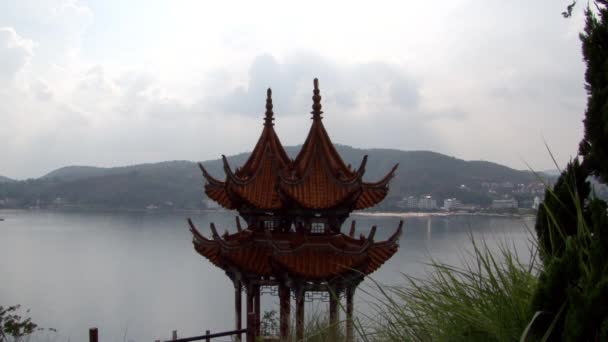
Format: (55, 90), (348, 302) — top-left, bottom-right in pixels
(0, 210), (534, 341)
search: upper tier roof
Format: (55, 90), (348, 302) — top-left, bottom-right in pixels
(200, 79), (398, 211)
(200, 89), (290, 209)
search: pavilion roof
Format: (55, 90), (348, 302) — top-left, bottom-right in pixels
(200, 79), (398, 211)
(189, 219), (403, 280)
(200, 89), (290, 209)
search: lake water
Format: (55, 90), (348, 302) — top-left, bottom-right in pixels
(0, 209), (535, 341)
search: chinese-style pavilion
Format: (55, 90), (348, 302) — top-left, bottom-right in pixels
(189, 79), (402, 341)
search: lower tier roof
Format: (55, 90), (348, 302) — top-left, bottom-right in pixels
(189, 219), (402, 280)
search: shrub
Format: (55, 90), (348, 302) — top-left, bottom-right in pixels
(365, 235), (538, 342)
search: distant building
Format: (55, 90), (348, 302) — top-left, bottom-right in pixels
(491, 198), (518, 209)
(443, 198), (463, 210)
(0, 198), (17, 207)
(396, 196), (416, 209)
(396, 195), (438, 210)
(533, 196), (541, 210)
(52, 197), (66, 205)
(418, 196), (438, 210)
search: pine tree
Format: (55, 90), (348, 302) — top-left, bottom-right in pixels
(579, 2), (608, 183)
(529, 3), (608, 340)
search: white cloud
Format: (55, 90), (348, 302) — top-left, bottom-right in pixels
(0, 0), (591, 179)
(0, 27), (34, 81)
(210, 54), (423, 117)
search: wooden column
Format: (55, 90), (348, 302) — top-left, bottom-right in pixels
(279, 284), (291, 339)
(89, 328), (98, 342)
(346, 286), (355, 342)
(253, 285), (261, 337)
(234, 279), (242, 342)
(246, 284), (255, 342)
(295, 288), (305, 341)
(329, 288), (340, 341)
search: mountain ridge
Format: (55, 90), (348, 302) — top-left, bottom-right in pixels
(0, 146), (547, 210)
(41, 146), (535, 183)
(0, 175), (15, 183)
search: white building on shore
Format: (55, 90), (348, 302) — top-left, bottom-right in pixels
(397, 195), (438, 210)
(418, 196), (438, 210)
(491, 198), (518, 209)
(443, 198), (463, 210)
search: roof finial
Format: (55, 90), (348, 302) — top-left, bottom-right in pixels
(311, 78), (323, 120)
(264, 88), (274, 126)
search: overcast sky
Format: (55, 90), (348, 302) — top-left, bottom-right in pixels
(0, 0), (589, 179)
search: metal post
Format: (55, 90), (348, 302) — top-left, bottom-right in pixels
(246, 312), (255, 342)
(235, 279), (242, 342)
(329, 288), (340, 341)
(246, 285), (255, 342)
(346, 287), (355, 342)
(296, 288), (305, 341)
(279, 283), (291, 339)
(253, 285), (261, 337)
(89, 328), (98, 342)
(205, 330), (210, 342)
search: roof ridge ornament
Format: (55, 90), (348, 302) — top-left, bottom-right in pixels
(264, 88), (274, 126)
(311, 78), (323, 120)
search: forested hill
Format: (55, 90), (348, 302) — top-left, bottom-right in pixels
(0, 175), (15, 183)
(0, 145), (544, 210)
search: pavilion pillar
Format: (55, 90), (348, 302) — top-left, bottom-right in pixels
(329, 287), (340, 341)
(346, 286), (355, 342)
(279, 283), (291, 339)
(253, 285), (261, 337)
(234, 279), (242, 342)
(246, 284), (255, 342)
(295, 288), (305, 341)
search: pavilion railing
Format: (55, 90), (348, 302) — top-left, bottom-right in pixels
(88, 313), (253, 342)
(161, 328), (248, 342)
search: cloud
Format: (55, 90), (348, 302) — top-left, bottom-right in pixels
(0, 0), (93, 62)
(0, 0), (591, 179)
(193, 53), (463, 156)
(0, 27), (34, 81)
(30, 79), (53, 101)
(210, 54), (423, 118)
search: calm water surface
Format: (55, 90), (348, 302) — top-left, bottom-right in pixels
(0, 210), (534, 341)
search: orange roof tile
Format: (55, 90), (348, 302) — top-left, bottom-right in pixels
(200, 89), (290, 210)
(189, 219), (403, 280)
(199, 79), (398, 212)
(281, 155), (359, 209)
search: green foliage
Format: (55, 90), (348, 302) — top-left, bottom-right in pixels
(534, 160), (591, 261)
(301, 313), (344, 342)
(0, 305), (39, 342)
(527, 3), (608, 341)
(579, 4), (608, 183)
(364, 236), (538, 342)
(562, 1), (577, 18)
(260, 310), (279, 337)
(528, 185), (608, 340)
(259, 309), (343, 341)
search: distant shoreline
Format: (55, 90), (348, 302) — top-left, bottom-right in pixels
(0, 207), (535, 218)
(0, 207), (226, 214)
(354, 211), (536, 218)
